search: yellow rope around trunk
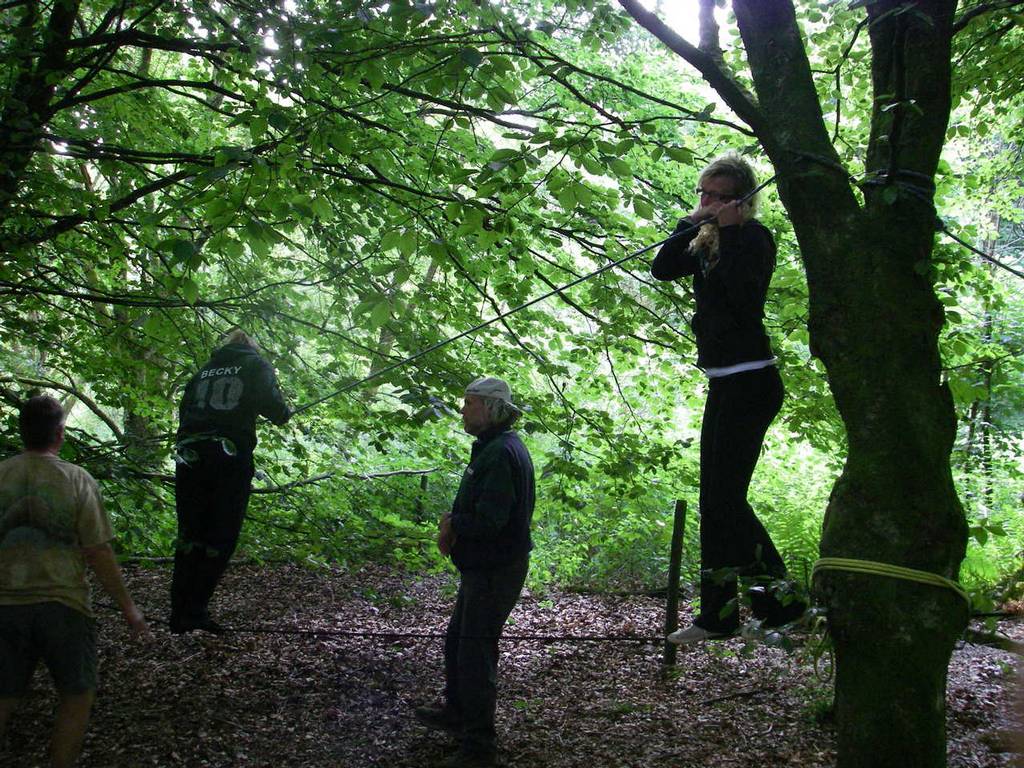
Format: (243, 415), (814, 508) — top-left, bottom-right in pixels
(812, 557), (971, 611)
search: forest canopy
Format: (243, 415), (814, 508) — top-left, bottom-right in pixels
(1, 0), (1022, 604)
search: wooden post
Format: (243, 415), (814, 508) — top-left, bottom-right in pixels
(414, 474), (429, 520)
(662, 499), (687, 667)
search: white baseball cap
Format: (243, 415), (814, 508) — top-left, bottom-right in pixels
(465, 376), (522, 413)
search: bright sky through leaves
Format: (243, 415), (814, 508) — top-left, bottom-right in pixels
(639, 0), (702, 41)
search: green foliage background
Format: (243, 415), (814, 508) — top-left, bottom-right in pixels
(1, 0), (1021, 603)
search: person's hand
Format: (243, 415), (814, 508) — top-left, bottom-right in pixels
(691, 201), (724, 223)
(714, 200), (744, 227)
(437, 514), (455, 557)
(123, 604), (152, 640)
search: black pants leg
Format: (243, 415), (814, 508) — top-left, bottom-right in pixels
(170, 442), (254, 623)
(697, 366), (785, 632)
(443, 557), (528, 756)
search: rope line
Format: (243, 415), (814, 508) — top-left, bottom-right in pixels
(291, 175), (777, 416)
(96, 600), (660, 643)
(291, 236), (674, 415)
(937, 221), (1024, 281)
(804, 614), (834, 683)
(812, 557), (971, 610)
(286, 176), (1017, 420)
(213, 624), (662, 643)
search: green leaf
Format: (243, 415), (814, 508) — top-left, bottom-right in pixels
(249, 116), (268, 142)
(353, 298), (377, 318)
(666, 146), (693, 164)
(380, 230), (404, 253)
(555, 187), (577, 211)
(488, 148), (520, 163)
(574, 183), (594, 207)
(365, 64), (385, 91)
(221, 238), (245, 259)
(695, 103), (717, 120)
(608, 158), (632, 177)
(398, 230), (417, 257)
(581, 155), (603, 176)
(181, 278), (199, 305)
(633, 198), (655, 219)
(172, 240), (195, 262)
(369, 299), (391, 328)
(311, 197), (333, 219)
(205, 198), (232, 222)
(458, 48), (483, 68)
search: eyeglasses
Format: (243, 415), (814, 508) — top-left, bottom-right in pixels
(695, 187), (740, 203)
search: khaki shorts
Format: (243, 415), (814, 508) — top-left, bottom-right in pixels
(0, 602), (97, 696)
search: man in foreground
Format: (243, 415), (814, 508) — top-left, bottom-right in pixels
(0, 395), (149, 768)
(416, 377), (535, 768)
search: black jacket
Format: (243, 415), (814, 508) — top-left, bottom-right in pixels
(651, 218), (776, 369)
(450, 426), (535, 572)
(177, 343), (290, 455)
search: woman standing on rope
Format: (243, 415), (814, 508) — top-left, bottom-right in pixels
(651, 153), (804, 644)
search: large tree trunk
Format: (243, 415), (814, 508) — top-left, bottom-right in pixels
(0, 0), (80, 220)
(809, 218), (968, 768)
(730, 2), (969, 765)
(613, 17), (972, 758)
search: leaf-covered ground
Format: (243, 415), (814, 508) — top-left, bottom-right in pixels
(3, 564), (1021, 767)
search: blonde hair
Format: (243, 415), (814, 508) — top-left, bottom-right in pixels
(690, 153), (760, 257)
(221, 327), (257, 349)
(699, 152), (760, 215)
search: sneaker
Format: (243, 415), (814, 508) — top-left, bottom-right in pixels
(415, 705), (463, 734)
(667, 624), (737, 645)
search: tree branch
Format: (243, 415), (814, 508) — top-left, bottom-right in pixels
(0, 375), (124, 440)
(12, 168), (197, 247)
(953, 0), (1024, 33)
(65, 29), (248, 55)
(53, 77), (245, 111)
(963, 627), (1024, 655)
(616, 0), (767, 135)
(123, 468), (439, 493)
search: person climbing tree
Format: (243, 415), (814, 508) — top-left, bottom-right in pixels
(169, 328), (290, 634)
(651, 153), (805, 644)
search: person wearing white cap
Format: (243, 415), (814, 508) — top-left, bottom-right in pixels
(415, 376), (535, 767)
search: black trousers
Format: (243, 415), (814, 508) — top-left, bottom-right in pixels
(170, 441), (254, 624)
(697, 366), (787, 632)
(444, 557), (528, 756)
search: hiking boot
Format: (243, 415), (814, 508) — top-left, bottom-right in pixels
(761, 599), (808, 629)
(667, 624), (737, 645)
(437, 747), (497, 767)
(169, 616), (226, 635)
(415, 705), (463, 734)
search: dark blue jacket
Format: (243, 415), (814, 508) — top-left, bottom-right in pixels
(177, 343), (290, 456)
(450, 426), (534, 572)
